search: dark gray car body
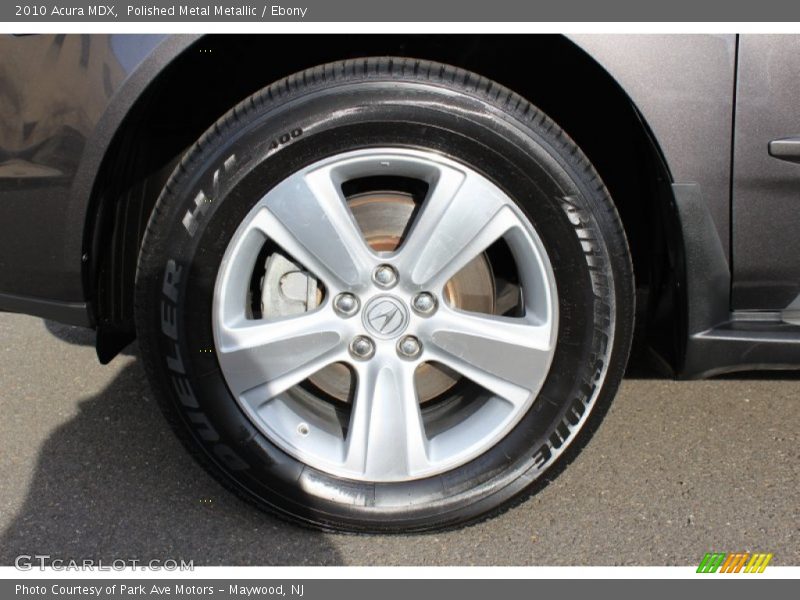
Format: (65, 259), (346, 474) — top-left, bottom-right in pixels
(2, 33), (799, 376)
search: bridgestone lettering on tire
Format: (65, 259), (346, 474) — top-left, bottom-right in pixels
(135, 57), (635, 532)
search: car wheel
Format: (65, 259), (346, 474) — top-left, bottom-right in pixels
(135, 57), (634, 532)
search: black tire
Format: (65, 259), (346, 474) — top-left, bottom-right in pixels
(135, 57), (634, 532)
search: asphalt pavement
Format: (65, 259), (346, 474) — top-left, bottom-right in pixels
(0, 312), (797, 566)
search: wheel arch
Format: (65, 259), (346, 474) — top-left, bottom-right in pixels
(85, 34), (682, 368)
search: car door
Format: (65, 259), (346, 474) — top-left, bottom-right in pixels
(732, 35), (800, 315)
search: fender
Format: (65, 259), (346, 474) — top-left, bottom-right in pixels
(569, 34), (736, 256)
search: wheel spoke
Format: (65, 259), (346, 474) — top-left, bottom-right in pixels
(426, 310), (554, 406)
(396, 167), (519, 290)
(344, 362), (430, 479)
(217, 310), (345, 405)
(251, 166), (375, 290)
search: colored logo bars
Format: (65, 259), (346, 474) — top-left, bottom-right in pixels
(697, 552), (773, 573)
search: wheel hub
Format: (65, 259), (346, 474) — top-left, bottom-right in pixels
(362, 295), (409, 339)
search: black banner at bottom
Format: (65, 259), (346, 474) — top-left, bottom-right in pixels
(2, 579), (795, 600)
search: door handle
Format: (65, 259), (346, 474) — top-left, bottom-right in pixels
(769, 137), (800, 163)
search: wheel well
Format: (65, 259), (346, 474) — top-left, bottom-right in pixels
(89, 34), (676, 366)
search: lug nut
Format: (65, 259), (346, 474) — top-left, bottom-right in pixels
(411, 292), (437, 316)
(333, 292), (359, 317)
(372, 264), (398, 288)
(397, 335), (422, 359)
(349, 335), (375, 360)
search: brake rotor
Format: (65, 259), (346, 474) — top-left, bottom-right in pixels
(264, 191), (496, 403)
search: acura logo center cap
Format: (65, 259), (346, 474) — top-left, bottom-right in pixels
(362, 295), (409, 339)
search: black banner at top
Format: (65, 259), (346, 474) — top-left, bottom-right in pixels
(4, 0), (800, 22)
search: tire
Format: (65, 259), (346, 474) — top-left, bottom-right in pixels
(135, 57), (634, 532)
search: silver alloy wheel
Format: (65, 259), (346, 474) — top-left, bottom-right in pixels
(212, 148), (558, 482)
